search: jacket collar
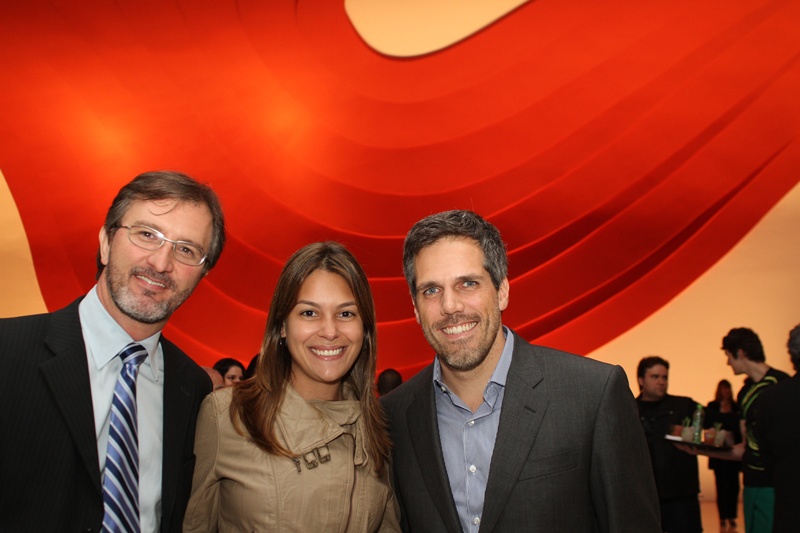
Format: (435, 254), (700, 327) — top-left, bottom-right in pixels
(40, 298), (103, 494)
(275, 384), (367, 464)
(405, 331), (550, 533)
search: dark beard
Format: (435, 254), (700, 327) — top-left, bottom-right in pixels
(423, 309), (502, 373)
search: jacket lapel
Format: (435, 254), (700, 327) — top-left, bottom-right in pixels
(480, 337), (548, 533)
(407, 369), (463, 533)
(160, 340), (191, 525)
(39, 299), (103, 496)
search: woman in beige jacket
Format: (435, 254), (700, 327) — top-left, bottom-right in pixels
(183, 242), (400, 532)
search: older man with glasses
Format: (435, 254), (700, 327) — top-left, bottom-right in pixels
(0, 170), (226, 533)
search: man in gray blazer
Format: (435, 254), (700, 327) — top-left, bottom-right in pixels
(0, 171), (225, 532)
(381, 210), (660, 532)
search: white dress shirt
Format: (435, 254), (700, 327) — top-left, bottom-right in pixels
(79, 286), (164, 533)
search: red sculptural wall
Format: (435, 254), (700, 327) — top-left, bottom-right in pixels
(1, 0), (799, 375)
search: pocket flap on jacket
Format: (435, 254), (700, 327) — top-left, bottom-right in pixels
(518, 448), (579, 480)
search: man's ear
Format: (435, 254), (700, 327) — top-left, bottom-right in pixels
(412, 297), (420, 324)
(498, 277), (510, 312)
(98, 226), (111, 266)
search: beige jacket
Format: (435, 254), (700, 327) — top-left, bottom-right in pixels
(183, 385), (401, 532)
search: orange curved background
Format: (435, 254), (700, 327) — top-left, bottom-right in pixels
(1, 0), (799, 389)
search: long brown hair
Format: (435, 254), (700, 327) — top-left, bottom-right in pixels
(714, 379), (733, 403)
(230, 241), (390, 475)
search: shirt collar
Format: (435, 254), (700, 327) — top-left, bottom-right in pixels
(79, 285), (162, 380)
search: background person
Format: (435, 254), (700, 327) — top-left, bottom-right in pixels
(752, 324), (800, 533)
(0, 170), (226, 532)
(243, 352), (259, 379)
(723, 327), (789, 533)
(183, 242), (400, 532)
(202, 367), (225, 390)
(705, 379), (742, 530)
(636, 356), (702, 533)
(678, 327), (791, 533)
(212, 357), (245, 386)
(377, 368), (403, 396)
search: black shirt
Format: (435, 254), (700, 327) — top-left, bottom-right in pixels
(637, 394), (700, 500)
(738, 367), (791, 486)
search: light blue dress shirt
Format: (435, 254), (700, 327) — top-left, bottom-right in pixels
(433, 326), (514, 533)
(79, 286), (165, 533)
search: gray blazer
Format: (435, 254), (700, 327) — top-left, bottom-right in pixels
(0, 298), (211, 532)
(381, 332), (661, 532)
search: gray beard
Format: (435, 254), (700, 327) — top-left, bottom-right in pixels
(105, 261), (193, 324)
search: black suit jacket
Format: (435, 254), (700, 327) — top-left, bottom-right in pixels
(0, 298), (211, 532)
(381, 332), (661, 532)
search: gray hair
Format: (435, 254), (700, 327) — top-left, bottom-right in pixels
(97, 170), (226, 276)
(402, 210), (507, 297)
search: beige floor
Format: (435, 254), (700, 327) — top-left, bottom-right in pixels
(700, 499), (744, 533)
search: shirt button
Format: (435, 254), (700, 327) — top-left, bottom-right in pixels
(468, 420), (475, 426)
(473, 516), (481, 525)
(469, 464), (477, 474)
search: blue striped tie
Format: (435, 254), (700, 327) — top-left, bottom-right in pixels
(102, 342), (148, 533)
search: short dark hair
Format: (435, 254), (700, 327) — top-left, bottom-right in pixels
(377, 368), (403, 396)
(402, 210), (507, 297)
(721, 327), (765, 362)
(788, 324), (800, 372)
(637, 356), (670, 379)
(96, 170), (226, 277)
(212, 358), (245, 377)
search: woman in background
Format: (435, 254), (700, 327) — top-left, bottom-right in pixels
(212, 357), (245, 386)
(184, 242), (399, 532)
(706, 379), (742, 530)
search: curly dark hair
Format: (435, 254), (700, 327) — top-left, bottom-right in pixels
(721, 327), (765, 362)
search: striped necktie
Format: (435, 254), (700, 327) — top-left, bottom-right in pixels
(102, 342), (149, 533)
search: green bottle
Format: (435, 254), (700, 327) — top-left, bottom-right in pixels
(691, 403), (704, 444)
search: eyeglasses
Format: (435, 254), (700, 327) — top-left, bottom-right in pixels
(117, 225), (207, 266)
